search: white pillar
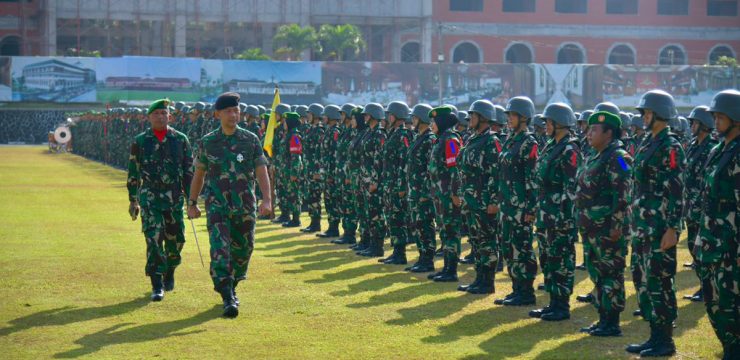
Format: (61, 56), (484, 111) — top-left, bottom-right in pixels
(421, 17), (432, 63)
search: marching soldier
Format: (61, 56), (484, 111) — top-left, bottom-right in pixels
(187, 92), (272, 318)
(626, 90), (685, 357)
(127, 99), (193, 302)
(349, 108), (372, 252)
(529, 102), (581, 321)
(270, 103), (292, 223)
(456, 100), (501, 294)
(357, 103), (387, 257)
(332, 103), (360, 245)
(316, 105), (343, 238)
(281, 112), (304, 227)
(576, 111), (632, 337)
(378, 101), (414, 264)
(694, 89), (739, 360)
(301, 103), (325, 233)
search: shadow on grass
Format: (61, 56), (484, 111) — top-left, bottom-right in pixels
(0, 294), (150, 337)
(53, 305), (220, 358)
(330, 271), (422, 297)
(386, 293), (480, 326)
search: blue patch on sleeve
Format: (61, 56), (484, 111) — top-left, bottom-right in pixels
(617, 156), (629, 171)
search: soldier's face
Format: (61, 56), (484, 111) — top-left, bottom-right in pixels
(412, 116), (420, 129)
(546, 119), (555, 136)
(431, 121), (439, 134)
(148, 109), (169, 130)
(587, 124), (610, 150)
(350, 117), (357, 128)
(507, 113), (521, 131)
(642, 110), (654, 127)
(469, 113), (480, 129)
(217, 106), (240, 128)
(714, 113), (732, 133)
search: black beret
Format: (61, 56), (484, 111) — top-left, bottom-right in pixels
(214, 92), (240, 111)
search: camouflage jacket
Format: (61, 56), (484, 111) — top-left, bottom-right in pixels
(406, 128), (436, 201)
(575, 140), (633, 233)
(285, 127), (304, 178)
(360, 125), (386, 186)
(348, 128), (369, 174)
(335, 126), (355, 180)
(127, 126), (193, 210)
(458, 129), (501, 211)
(621, 136), (638, 157)
(320, 124), (341, 181)
(196, 127), (268, 215)
(534, 135), (581, 229)
(685, 135), (720, 224)
(428, 129), (461, 196)
(498, 131), (538, 219)
(272, 122), (286, 166)
(381, 124), (414, 193)
(632, 127), (686, 233)
(694, 137), (739, 264)
(303, 124), (325, 176)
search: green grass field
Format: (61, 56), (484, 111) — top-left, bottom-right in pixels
(0, 146), (720, 359)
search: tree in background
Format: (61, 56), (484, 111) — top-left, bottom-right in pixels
(712, 56), (738, 89)
(235, 48), (271, 60)
(65, 48), (101, 57)
(318, 24), (366, 61)
(273, 24), (318, 61)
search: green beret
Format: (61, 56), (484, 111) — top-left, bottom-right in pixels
(147, 98), (171, 115)
(588, 111), (621, 128)
(428, 105), (454, 119)
(283, 112), (300, 122)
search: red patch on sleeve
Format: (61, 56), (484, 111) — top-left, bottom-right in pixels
(403, 137), (409, 148)
(494, 139), (502, 153)
(570, 151), (577, 167)
(529, 143), (539, 159)
(289, 135), (302, 154)
(669, 148), (676, 169)
(380, 138), (385, 147)
(445, 138), (460, 167)
(333, 131), (339, 142)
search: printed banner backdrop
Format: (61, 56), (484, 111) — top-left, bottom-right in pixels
(0, 56), (737, 111)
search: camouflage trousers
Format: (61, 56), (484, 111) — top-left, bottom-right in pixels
(500, 213), (537, 281)
(465, 206), (499, 269)
(409, 197), (436, 252)
(582, 225), (627, 313)
(361, 185), (385, 242)
(305, 176), (323, 219)
(207, 211), (255, 292)
(323, 178), (342, 224)
(686, 220), (702, 282)
(631, 232), (678, 326)
(383, 188), (410, 247)
(285, 173), (302, 217)
(437, 193), (461, 258)
(274, 164), (289, 214)
(340, 173), (358, 233)
(538, 226), (576, 297)
(698, 260), (740, 347)
(141, 207), (185, 276)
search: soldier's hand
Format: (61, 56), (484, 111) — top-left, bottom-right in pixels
(660, 228), (678, 251)
(369, 183), (378, 193)
(609, 228), (621, 242)
(523, 214), (535, 223)
(487, 204), (499, 215)
(259, 200), (272, 217)
(344, 179), (351, 185)
(451, 195), (461, 207)
(313, 174), (321, 180)
(128, 201), (140, 221)
(398, 191), (406, 197)
(187, 205), (201, 219)
(290, 176), (298, 181)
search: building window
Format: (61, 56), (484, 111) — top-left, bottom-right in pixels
(503, 0), (536, 12)
(606, 0), (638, 14)
(0, 36), (21, 56)
(450, 0), (483, 11)
(557, 44), (585, 64)
(608, 44), (636, 64)
(658, 0), (689, 15)
(452, 42), (481, 63)
(555, 0), (587, 13)
(658, 45), (687, 65)
(708, 0), (738, 16)
(709, 45), (736, 64)
(401, 42), (420, 63)
(505, 43), (533, 63)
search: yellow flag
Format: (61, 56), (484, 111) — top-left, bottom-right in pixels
(262, 87), (281, 157)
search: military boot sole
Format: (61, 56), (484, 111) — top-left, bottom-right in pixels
(384, 257), (407, 265)
(503, 296), (536, 306)
(467, 286), (494, 294)
(409, 265), (435, 273)
(576, 294), (593, 303)
(528, 307), (553, 318)
(151, 292), (164, 302)
(222, 304), (239, 318)
(433, 275), (459, 282)
(589, 327), (622, 337)
(540, 311), (570, 321)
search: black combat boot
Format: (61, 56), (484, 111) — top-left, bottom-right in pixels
(576, 293), (593, 303)
(331, 229), (356, 244)
(405, 249), (424, 271)
(300, 217), (321, 233)
(589, 311), (622, 337)
(353, 235), (370, 254)
(220, 286), (239, 318)
(580, 311), (606, 333)
(317, 221), (340, 238)
(632, 309), (642, 317)
(435, 246), (444, 258)
(529, 295), (554, 318)
(433, 254), (459, 282)
(496, 256), (504, 272)
(410, 248), (435, 273)
(467, 266), (495, 294)
(272, 213), (289, 224)
(427, 255), (448, 280)
(626, 322), (658, 354)
(282, 213), (301, 228)
(541, 296), (571, 321)
(378, 245), (398, 263)
(163, 268), (175, 292)
(360, 238), (384, 257)
(384, 244), (407, 265)
(458, 264), (482, 292)
(682, 288), (703, 302)
(494, 280), (518, 305)
(537, 283), (546, 291)
(639, 324), (676, 357)
(575, 262), (586, 270)
(503, 279), (536, 306)
(150, 274), (165, 302)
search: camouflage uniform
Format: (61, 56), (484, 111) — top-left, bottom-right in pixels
(381, 124), (414, 249)
(196, 126), (268, 292)
(349, 125), (371, 250)
(631, 126), (685, 328)
(320, 123), (343, 231)
(284, 126), (304, 218)
(336, 123), (358, 240)
(359, 123), (387, 255)
(127, 126), (193, 277)
(406, 127), (437, 268)
(303, 124), (325, 222)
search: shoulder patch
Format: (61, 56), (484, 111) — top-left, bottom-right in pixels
(669, 147), (677, 169)
(529, 143), (539, 159)
(617, 155), (630, 171)
(290, 135), (302, 154)
(445, 137), (461, 167)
